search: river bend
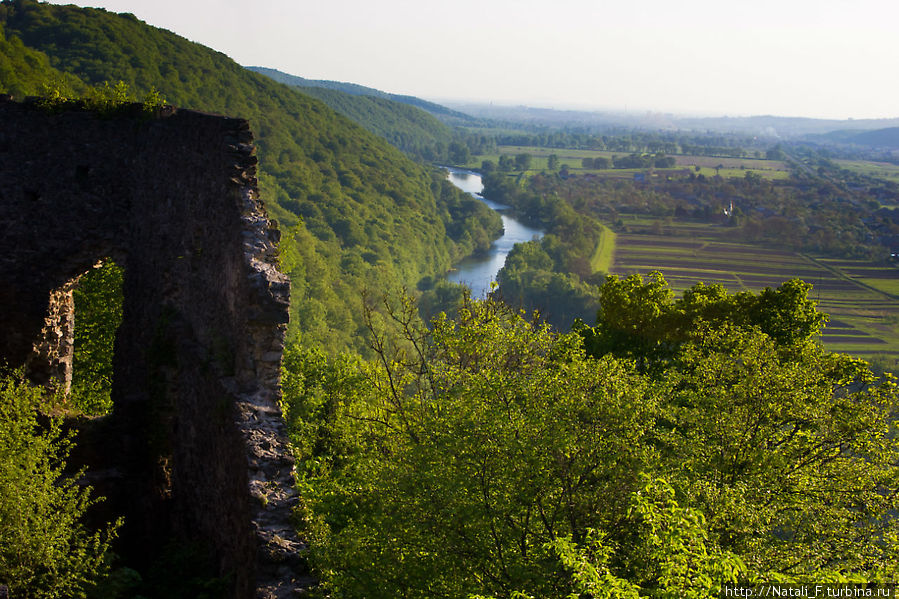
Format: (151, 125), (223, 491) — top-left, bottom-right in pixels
(444, 168), (544, 298)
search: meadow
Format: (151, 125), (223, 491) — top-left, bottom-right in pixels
(671, 155), (789, 180)
(590, 223), (616, 274)
(835, 159), (899, 184)
(467, 145), (790, 180)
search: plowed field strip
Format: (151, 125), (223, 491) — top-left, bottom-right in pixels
(841, 269), (899, 279)
(823, 336), (888, 345)
(612, 233), (899, 355)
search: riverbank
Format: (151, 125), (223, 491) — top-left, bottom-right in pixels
(443, 168), (544, 298)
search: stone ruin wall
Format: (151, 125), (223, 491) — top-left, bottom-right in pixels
(0, 97), (306, 598)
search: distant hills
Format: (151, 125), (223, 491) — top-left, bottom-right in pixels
(812, 127), (899, 150)
(247, 66), (478, 127)
(673, 115), (899, 139)
(444, 101), (899, 139)
(245, 65), (899, 150)
(247, 66), (460, 161)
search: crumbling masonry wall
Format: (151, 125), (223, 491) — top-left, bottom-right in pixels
(0, 98), (304, 598)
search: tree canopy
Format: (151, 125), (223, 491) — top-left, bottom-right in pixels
(580, 272), (828, 365)
(282, 285), (899, 598)
(0, 374), (119, 598)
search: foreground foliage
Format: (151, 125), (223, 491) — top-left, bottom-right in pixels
(70, 260), (124, 416)
(283, 280), (899, 597)
(0, 374), (118, 598)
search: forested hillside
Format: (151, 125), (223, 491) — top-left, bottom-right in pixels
(271, 82), (457, 161)
(248, 65), (478, 126)
(0, 16), (85, 97)
(250, 66), (494, 161)
(817, 127), (899, 150)
(0, 0), (501, 354)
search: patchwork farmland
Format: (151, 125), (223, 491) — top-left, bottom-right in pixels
(610, 228), (899, 358)
(467, 146), (791, 180)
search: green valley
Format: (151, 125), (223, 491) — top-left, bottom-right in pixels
(467, 142), (899, 364)
(3, 0), (899, 597)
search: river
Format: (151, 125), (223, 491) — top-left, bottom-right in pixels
(444, 168), (544, 298)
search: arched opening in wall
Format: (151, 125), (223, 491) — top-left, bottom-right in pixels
(70, 259), (124, 416)
(0, 101), (297, 597)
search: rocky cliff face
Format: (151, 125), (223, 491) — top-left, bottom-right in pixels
(0, 97), (305, 598)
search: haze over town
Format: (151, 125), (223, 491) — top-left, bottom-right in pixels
(45, 0), (899, 120)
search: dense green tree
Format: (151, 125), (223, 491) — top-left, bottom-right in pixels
(496, 239), (601, 328)
(416, 279), (469, 323)
(653, 153), (676, 168)
(477, 477), (747, 599)
(71, 261), (123, 416)
(743, 169), (762, 185)
(448, 140), (471, 164)
(580, 273), (828, 365)
(766, 146), (786, 160)
(514, 152), (532, 170)
(277, 84), (458, 162)
(579, 271), (674, 362)
(0, 20), (86, 98)
(286, 295), (657, 598)
(657, 325), (899, 579)
(0, 374), (119, 597)
(612, 153), (651, 169)
(284, 288), (899, 597)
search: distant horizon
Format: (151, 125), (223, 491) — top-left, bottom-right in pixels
(428, 97), (899, 123)
(47, 0), (899, 121)
(250, 65), (899, 124)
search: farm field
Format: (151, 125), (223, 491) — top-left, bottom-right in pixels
(835, 159), (899, 184)
(610, 226), (899, 358)
(590, 223), (616, 274)
(672, 155), (789, 180)
(466, 146), (789, 180)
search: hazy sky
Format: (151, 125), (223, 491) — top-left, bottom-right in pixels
(48, 0), (899, 119)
